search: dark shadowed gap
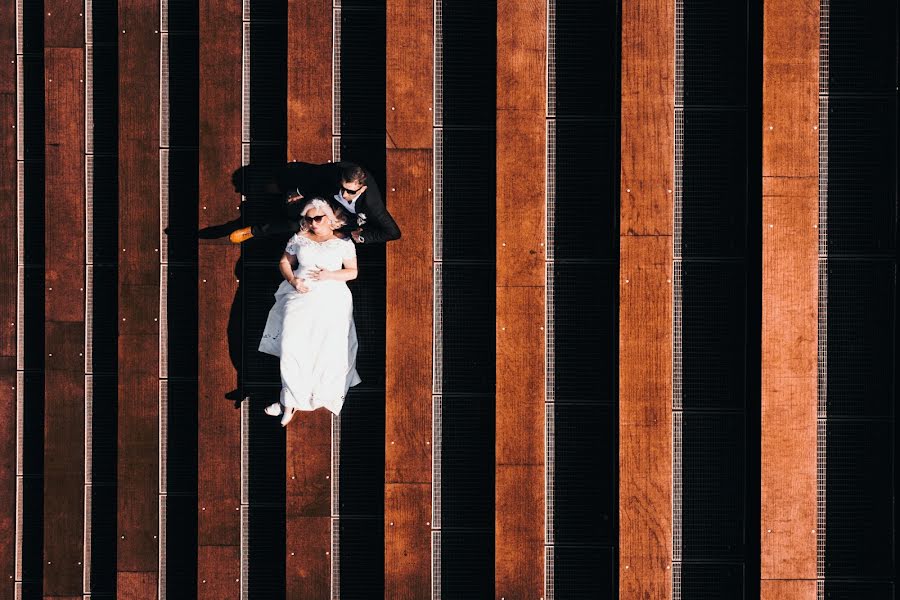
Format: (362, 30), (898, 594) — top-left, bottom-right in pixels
(337, 3), (387, 597)
(550, 0), (619, 597)
(823, 2), (898, 596)
(163, 1), (200, 595)
(242, 4), (288, 597)
(436, 0), (497, 596)
(86, 1), (119, 596)
(678, 0), (760, 597)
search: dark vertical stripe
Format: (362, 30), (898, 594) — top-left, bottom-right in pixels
(337, 3), (387, 597)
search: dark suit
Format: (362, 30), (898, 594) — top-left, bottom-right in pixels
(252, 161), (401, 245)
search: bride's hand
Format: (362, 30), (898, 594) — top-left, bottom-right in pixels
(292, 278), (309, 293)
(307, 267), (330, 282)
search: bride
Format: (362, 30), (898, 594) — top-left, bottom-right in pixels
(258, 198), (362, 426)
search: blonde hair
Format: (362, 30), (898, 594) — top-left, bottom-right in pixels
(298, 197), (348, 232)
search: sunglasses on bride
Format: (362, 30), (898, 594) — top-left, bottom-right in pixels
(303, 214), (328, 224)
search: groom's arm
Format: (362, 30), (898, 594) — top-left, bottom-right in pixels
(355, 175), (401, 244)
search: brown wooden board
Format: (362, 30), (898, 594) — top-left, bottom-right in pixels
(197, 0), (242, 593)
(197, 544), (241, 600)
(760, 580), (817, 600)
(618, 237), (672, 599)
(43, 326), (85, 596)
(384, 0), (433, 580)
(495, 285), (545, 597)
(0, 0), (17, 592)
(0, 358), (16, 595)
(760, 0), (819, 589)
(117, 2), (160, 587)
(117, 334), (159, 572)
(285, 1), (333, 595)
(619, 0), (674, 595)
(285, 409), (330, 599)
(495, 0), (545, 595)
(287, 0), (332, 163)
(385, 0), (432, 151)
(384, 483), (431, 599)
(43, 41), (86, 598)
(116, 571), (158, 600)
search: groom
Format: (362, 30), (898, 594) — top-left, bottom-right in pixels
(230, 161), (401, 245)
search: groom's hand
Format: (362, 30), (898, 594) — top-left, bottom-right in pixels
(291, 278), (309, 293)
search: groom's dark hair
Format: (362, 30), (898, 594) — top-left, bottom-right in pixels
(340, 163), (367, 185)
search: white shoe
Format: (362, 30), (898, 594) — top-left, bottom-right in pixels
(264, 403), (283, 417)
(280, 407), (296, 427)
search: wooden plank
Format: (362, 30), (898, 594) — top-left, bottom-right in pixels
(495, 0), (545, 596)
(619, 237), (673, 599)
(197, 0), (242, 594)
(197, 545), (241, 600)
(0, 0), (17, 592)
(117, 2), (160, 590)
(0, 359), (16, 595)
(760, 0), (819, 590)
(384, 0), (433, 594)
(116, 571), (158, 600)
(760, 580), (817, 600)
(285, 1), (332, 595)
(620, 0), (674, 595)
(385, 0), (432, 150)
(43, 326), (85, 597)
(287, 0), (332, 163)
(384, 483), (430, 598)
(285, 410), (330, 599)
(43, 37), (86, 597)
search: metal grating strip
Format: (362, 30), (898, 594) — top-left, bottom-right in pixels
(816, 0), (828, 587)
(431, 395), (442, 529)
(546, 0), (556, 117)
(432, 0), (442, 127)
(331, 136), (341, 162)
(159, 265), (168, 379)
(16, 265), (24, 371)
(544, 402), (555, 545)
(330, 415), (340, 599)
(240, 505), (250, 598)
(159, 496), (167, 598)
(84, 376), (93, 484)
(241, 23), (250, 144)
(85, 156), (94, 265)
(672, 411), (683, 563)
(85, 45), (94, 155)
(432, 128), (443, 263)
(431, 530), (441, 599)
(159, 0), (168, 33)
(332, 8), (341, 137)
(159, 150), (169, 266)
(15, 475), (23, 581)
(545, 119), (556, 262)
(159, 383), (168, 495)
(85, 0), (93, 46)
(85, 266), (94, 372)
(432, 263), (443, 394)
(16, 59), (24, 162)
(672, 2), (684, 592)
(545, 262), (555, 404)
(330, 515), (340, 600)
(544, 545), (554, 600)
(160, 34), (170, 150)
(15, 0), (23, 54)
(83, 483), (92, 594)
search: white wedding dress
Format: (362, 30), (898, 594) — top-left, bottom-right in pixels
(258, 233), (361, 415)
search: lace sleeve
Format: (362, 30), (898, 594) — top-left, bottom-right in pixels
(340, 238), (357, 261)
(285, 234), (300, 255)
